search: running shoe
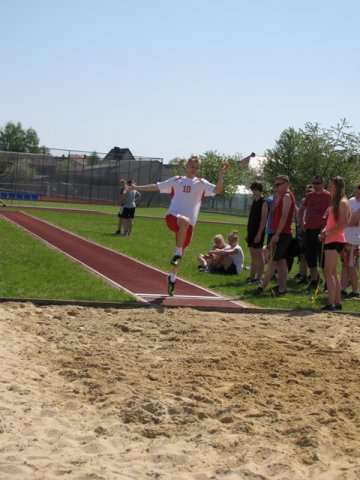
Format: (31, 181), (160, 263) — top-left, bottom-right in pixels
(170, 254), (182, 266)
(272, 285), (286, 296)
(295, 275), (308, 284)
(167, 275), (176, 296)
(255, 286), (264, 296)
(321, 304), (335, 311)
(347, 291), (360, 298)
(306, 278), (322, 292)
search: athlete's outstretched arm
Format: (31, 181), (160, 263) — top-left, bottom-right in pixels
(213, 162), (229, 195)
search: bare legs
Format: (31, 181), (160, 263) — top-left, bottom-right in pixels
(249, 247), (265, 281)
(324, 250), (341, 306)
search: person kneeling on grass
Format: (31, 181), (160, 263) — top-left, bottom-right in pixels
(211, 230), (244, 275)
(197, 234), (228, 272)
(125, 156), (229, 295)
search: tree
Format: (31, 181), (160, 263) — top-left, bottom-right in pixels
(0, 121), (43, 153)
(88, 151), (100, 166)
(262, 119), (360, 199)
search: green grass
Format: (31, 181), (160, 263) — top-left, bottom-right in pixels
(0, 218), (133, 303)
(6, 206), (360, 312)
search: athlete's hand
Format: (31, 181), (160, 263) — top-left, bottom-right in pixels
(220, 162), (229, 173)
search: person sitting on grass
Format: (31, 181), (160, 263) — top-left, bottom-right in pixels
(197, 234), (228, 272)
(211, 230), (244, 275)
(125, 156), (229, 295)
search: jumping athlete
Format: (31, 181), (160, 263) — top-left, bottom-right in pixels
(126, 156), (228, 295)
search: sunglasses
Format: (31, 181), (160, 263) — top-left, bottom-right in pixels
(312, 181), (322, 185)
(274, 182), (285, 187)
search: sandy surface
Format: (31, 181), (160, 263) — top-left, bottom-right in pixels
(0, 302), (359, 480)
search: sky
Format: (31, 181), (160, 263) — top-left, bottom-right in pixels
(1, 0), (359, 162)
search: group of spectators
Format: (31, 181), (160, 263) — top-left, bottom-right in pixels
(121, 155), (359, 305)
(245, 175), (360, 310)
(197, 231), (244, 275)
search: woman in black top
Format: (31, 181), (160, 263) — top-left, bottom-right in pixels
(246, 181), (269, 283)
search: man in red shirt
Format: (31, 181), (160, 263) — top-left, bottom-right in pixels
(298, 175), (332, 290)
(257, 175), (296, 295)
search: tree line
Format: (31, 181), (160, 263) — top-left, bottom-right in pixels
(1, 119), (360, 201)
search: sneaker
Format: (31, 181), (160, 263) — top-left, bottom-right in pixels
(321, 304), (335, 311)
(341, 289), (348, 298)
(334, 303), (342, 310)
(167, 275), (176, 296)
(295, 275), (308, 284)
(272, 285), (286, 296)
(347, 291), (360, 298)
(255, 286), (264, 296)
(170, 255), (182, 266)
(246, 277), (257, 284)
(114, 230), (121, 235)
(198, 267), (210, 273)
(306, 279), (319, 292)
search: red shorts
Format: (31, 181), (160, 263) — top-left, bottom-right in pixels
(165, 214), (193, 250)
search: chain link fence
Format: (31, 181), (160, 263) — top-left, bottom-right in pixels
(0, 148), (252, 213)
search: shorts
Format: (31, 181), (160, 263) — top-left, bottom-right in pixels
(269, 233), (293, 261)
(321, 242), (345, 268)
(121, 207), (136, 219)
(165, 214), (193, 250)
(247, 233), (265, 249)
(324, 242), (345, 253)
(216, 263), (238, 275)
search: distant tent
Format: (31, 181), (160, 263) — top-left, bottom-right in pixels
(239, 152), (267, 173)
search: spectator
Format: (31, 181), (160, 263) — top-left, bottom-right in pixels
(256, 175), (296, 296)
(340, 183), (360, 298)
(121, 180), (141, 236)
(294, 184), (314, 283)
(246, 181), (269, 284)
(114, 179), (126, 235)
(212, 230), (244, 275)
(319, 176), (350, 310)
(197, 234), (228, 272)
(298, 175), (332, 291)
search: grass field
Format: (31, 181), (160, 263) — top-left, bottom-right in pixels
(2, 202), (360, 312)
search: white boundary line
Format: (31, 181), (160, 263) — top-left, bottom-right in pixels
(136, 294), (227, 300)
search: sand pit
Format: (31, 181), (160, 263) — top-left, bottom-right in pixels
(0, 302), (359, 479)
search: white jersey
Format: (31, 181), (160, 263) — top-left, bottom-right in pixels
(224, 244), (244, 273)
(157, 175), (216, 226)
(345, 196), (360, 245)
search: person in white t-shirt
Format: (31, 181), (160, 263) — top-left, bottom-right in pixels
(341, 184), (360, 298)
(211, 230), (244, 275)
(126, 156), (228, 295)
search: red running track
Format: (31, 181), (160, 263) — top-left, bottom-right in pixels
(1, 210), (250, 310)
